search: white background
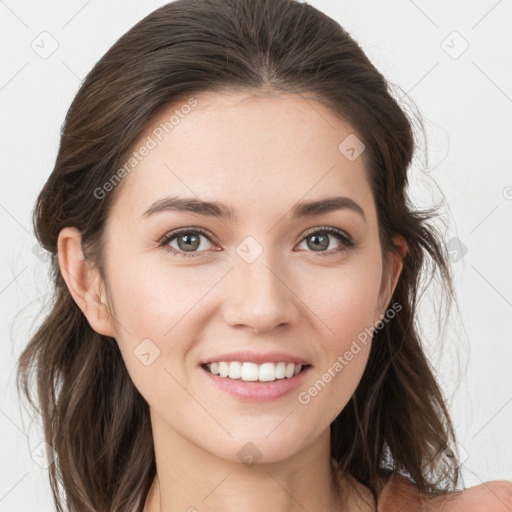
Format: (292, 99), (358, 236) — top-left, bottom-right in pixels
(1, 0), (511, 509)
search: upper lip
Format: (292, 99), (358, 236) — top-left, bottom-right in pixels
(201, 350), (311, 366)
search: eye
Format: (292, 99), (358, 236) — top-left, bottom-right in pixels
(296, 227), (354, 255)
(158, 228), (218, 257)
(158, 226), (354, 258)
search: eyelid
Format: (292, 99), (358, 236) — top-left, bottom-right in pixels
(300, 225), (353, 244)
(157, 226), (216, 246)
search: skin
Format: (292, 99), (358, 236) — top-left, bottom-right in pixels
(57, 91), (512, 511)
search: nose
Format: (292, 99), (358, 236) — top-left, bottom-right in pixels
(222, 250), (300, 334)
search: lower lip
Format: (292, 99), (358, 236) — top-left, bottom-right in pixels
(201, 365), (312, 402)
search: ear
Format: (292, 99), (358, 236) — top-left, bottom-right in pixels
(57, 226), (116, 338)
(374, 235), (407, 322)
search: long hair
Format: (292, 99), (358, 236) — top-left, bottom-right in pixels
(16, 0), (461, 510)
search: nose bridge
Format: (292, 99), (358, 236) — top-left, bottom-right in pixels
(223, 235), (298, 331)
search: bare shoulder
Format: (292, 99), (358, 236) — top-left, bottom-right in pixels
(426, 480), (512, 512)
(381, 474), (512, 512)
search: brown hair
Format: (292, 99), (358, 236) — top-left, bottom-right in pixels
(16, 0), (462, 510)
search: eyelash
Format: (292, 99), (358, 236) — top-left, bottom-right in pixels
(158, 226), (354, 258)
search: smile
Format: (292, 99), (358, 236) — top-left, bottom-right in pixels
(203, 361), (310, 382)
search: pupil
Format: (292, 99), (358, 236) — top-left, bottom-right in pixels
(179, 234), (199, 251)
(309, 234), (328, 251)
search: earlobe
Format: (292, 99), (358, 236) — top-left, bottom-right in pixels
(57, 227), (116, 338)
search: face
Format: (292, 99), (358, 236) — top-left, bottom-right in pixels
(91, 91), (400, 464)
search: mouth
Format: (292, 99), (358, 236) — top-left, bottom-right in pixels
(200, 361), (312, 383)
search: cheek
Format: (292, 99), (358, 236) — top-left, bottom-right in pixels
(104, 256), (218, 389)
(322, 284), (380, 347)
(297, 271), (378, 426)
(106, 253), (207, 334)
(302, 257), (383, 342)
(296, 256), (381, 409)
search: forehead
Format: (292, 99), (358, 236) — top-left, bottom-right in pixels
(109, 90), (374, 224)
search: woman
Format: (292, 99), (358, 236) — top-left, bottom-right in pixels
(16, 0), (512, 510)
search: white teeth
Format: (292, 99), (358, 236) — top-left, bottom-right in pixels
(275, 362), (286, 379)
(228, 361), (242, 379)
(241, 362), (259, 381)
(258, 362), (275, 382)
(206, 361), (305, 382)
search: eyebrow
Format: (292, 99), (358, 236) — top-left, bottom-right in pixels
(140, 195), (366, 223)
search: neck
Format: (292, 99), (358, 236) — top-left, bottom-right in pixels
(143, 416), (345, 512)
